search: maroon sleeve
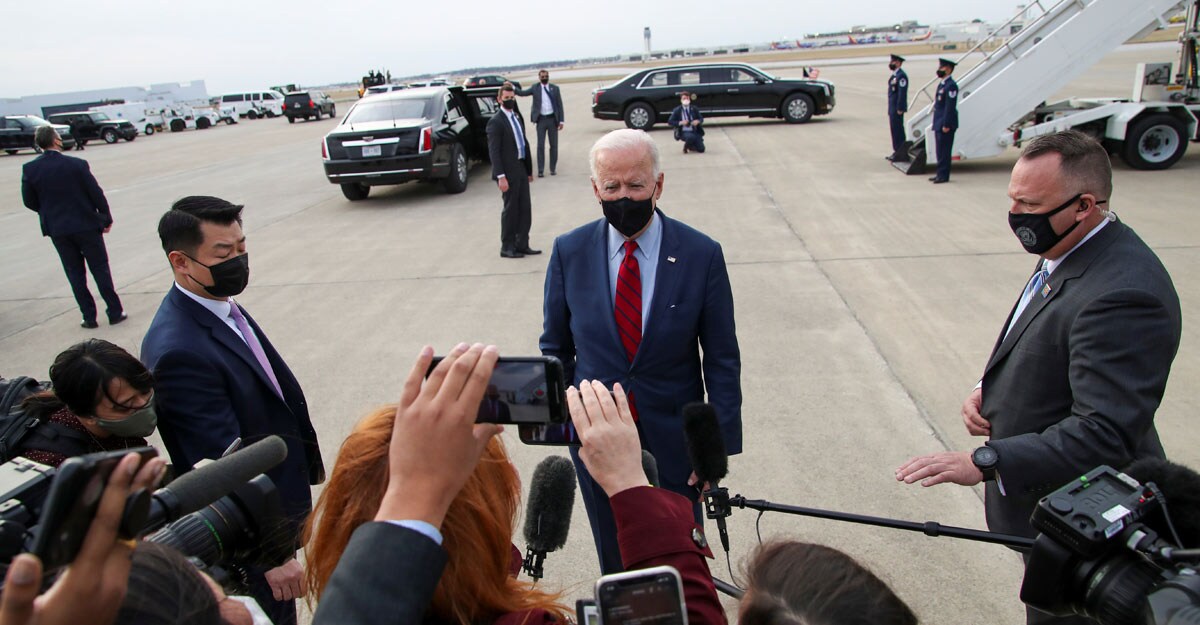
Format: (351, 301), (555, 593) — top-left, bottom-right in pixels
(611, 487), (727, 625)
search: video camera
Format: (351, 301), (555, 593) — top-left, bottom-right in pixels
(1021, 465), (1200, 625)
(0, 437), (293, 589)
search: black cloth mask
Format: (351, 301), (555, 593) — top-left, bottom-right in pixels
(1008, 193), (1098, 254)
(889, 62), (898, 71)
(602, 195), (655, 238)
(184, 253), (250, 298)
(540, 78), (549, 84)
(937, 69), (947, 78)
(501, 99), (516, 110)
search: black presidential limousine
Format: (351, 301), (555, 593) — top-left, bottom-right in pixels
(321, 86), (499, 201)
(591, 62), (835, 130)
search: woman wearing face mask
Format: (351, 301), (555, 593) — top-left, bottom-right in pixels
(667, 92), (705, 153)
(18, 338), (158, 467)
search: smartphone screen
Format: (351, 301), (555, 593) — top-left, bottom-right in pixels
(428, 356), (566, 425)
(576, 599), (599, 625)
(30, 447), (156, 572)
(518, 421), (580, 446)
(596, 566), (688, 625)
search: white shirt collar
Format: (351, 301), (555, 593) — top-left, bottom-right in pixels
(174, 281), (232, 319)
(1044, 213), (1113, 275)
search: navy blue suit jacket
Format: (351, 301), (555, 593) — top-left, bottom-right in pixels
(888, 68), (908, 114)
(932, 76), (959, 130)
(541, 210), (742, 488)
(141, 286), (324, 536)
(21, 150), (111, 237)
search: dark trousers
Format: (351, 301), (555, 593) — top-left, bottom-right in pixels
(680, 129), (705, 153)
(935, 127), (955, 181)
(535, 115), (559, 174)
(888, 112), (906, 158)
(569, 444), (703, 574)
(49, 230), (122, 323)
(500, 173), (531, 251)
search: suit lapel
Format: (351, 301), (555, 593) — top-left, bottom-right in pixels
(590, 220), (626, 357)
(637, 211), (679, 364)
(984, 220), (1125, 375)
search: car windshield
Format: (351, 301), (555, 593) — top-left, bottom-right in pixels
(346, 98), (432, 124)
(90, 113), (111, 121)
(27, 117), (51, 127)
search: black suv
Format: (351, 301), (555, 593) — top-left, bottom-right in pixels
(321, 86), (495, 201)
(0, 116), (77, 154)
(47, 112), (137, 144)
(285, 91), (336, 122)
(592, 62), (835, 130)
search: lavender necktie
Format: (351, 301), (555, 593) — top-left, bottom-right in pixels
(228, 303), (283, 399)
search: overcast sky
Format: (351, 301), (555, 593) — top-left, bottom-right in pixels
(1, 0), (1014, 97)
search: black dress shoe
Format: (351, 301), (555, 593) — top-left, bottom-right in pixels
(550, 170), (556, 176)
(500, 249), (525, 258)
(928, 176), (939, 181)
(885, 155), (895, 161)
(109, 312), (128, 325)
(932, 178), (949, 184)
(81, 320), (99, 329)
(516, 247), (542, 255)
(538, 172), (544, 178)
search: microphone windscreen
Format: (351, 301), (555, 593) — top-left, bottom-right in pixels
(161, 436), (288, 520)
(1124, 457), (1200, 548)
(523, 456), (576, 553)
(641, 450), (660, 488)
(683, 402), (727, 484)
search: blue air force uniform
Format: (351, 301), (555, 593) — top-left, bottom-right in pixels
(887, 55), (909, 161)
(931, 58), (959, 183)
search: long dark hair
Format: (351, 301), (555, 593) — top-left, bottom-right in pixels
(739, 541), (918, 625)
(117, 542), (224, 625)
(21, 339), (154, 419)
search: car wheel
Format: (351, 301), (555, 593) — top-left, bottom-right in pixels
(170, 119), (185, 132)
(782, 93), (815, 123)
(266, 111), (276, 118)
(247, 110), (259, 120)
(196, 117), (212, 130)
(102, 128), (119, 144)
(442, 144), (469, 194)
(144, 124), (155, 136)
(5, 149), (17, 155)
(225, 118), (236, 125)
(1120, 113), (1188, 170)
(287, 116), (295, 124)
(329, 105), (336, 117)
(623, 102), (655, 130)
(126, 135), (135, 141)
(341, 183), (370, 201)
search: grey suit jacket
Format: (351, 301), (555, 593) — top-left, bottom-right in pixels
(517, 82), (564, 123)
(312, 522), (446, 625)
(981, 218), (1181, 537)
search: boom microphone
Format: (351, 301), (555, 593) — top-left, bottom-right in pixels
(683, 402), (731, 555)
(1124, 457), (1200, 548)
(522, 455), (576, 580)
(140, 435), (289, 535)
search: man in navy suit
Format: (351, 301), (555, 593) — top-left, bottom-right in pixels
(140, 196), (324, 625)
(488, 84), (538, 259)
(541, 128), (742, 573)
(516, 69), (565, 177)
(21, 126), (125, 329)
(930, 58), (959, 184)
(667, 92), (705, 154)
(885, 54), (909, 162)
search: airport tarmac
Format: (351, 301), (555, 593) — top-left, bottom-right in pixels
(2, 43), (1197, 623)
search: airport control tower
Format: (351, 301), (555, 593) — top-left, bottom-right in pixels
(644, 27), (651, 55)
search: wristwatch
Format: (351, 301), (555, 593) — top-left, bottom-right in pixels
(972, 445), (999, 482)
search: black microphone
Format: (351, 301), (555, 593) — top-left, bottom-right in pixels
(642, 449), (660, 488)
(138, 435), (288, 535)
(683, 402), (731, 554)
(522, 455), (576, 580)
(1124, 458), (1200, 549)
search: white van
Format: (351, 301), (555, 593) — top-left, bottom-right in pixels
(218, 91), (285, 119)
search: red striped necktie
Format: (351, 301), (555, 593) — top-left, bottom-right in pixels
(614, 241), (642, 420)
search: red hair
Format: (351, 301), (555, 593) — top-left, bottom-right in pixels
(303, 405), (570, 623)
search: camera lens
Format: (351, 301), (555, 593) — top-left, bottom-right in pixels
(1074, 553), (1161, 625)
(146, 497), (248, 567)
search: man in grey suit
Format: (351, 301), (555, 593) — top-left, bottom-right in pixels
(896, 130), (1181, 625)
(517, 69), (565, 177)
(487, 84), (538, 258)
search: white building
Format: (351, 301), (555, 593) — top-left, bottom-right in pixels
(0, 81), (210, 118)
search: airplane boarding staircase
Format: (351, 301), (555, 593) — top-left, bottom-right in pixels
(895, 0), (1189, 174)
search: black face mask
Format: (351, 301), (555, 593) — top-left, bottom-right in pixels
(184, 253), (250, 298)
(540, 77), (549, 84)
(602, 195), (655, 238)
(501, 99), (516, 110)
(888, 62), (898, 71)
(937, 69), (948, 78)
(1008, 193), (1097, 255)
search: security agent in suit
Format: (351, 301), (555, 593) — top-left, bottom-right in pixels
(515, 69), (565, 177)
(488, 84), (539, 259)
(541, 128), (742, 574)
(667, 92), (705, 154)
(896, 131), (1180, 625)
(885, 54), (910, 162)
(21, 125), (125, 329)
(141, 196), (325, 625)
(930, 58), (959, 183)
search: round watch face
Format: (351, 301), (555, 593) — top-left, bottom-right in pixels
(973, 446), (998, 467)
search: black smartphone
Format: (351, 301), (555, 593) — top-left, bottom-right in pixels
(30, 447), (156, 572)
(595, 565), (688, 625)
(428, 355), (566, 425)
(576, 598), (599, 625)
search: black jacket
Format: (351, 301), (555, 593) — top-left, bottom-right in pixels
(21, 150), (111, 237)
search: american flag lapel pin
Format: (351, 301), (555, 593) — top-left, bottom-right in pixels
(1041, 283), (1052, 298)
